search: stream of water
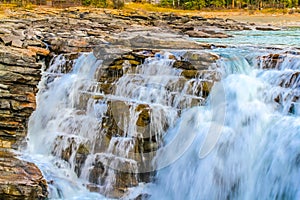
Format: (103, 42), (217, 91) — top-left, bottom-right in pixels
(22, 29), (300, 199)
(194, 28), (300, 48)
(147, 47), (300, 200)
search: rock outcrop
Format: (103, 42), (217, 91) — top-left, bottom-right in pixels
(0, 149), (48, 200)
(0, 27), (48, 200)
(0, 46), (44, 149)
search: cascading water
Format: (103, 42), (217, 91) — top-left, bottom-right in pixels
(147, 48), (300, 200)
(23, 49), (212, 199)
(22, 35), (300, 199)
(23, 54), (107, 200)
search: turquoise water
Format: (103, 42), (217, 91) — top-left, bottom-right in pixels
(194, 28), (300, 48)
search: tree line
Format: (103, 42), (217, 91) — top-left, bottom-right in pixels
(159, 0), (299, 9)
(1, 0), (299, 9)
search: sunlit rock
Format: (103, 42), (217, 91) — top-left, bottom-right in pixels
(0, 150), (48, 200)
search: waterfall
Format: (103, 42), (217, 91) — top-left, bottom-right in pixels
(148, 48), (300, 200)
(23, 45), (300, 199)
(24, 49), (212, 199)
(24, 53), (107, 199)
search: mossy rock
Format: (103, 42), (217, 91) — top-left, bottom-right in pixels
(122, 54), (135, 60)
(109, 65), (123, 70)
(77, 144), (89, 155)
(128, 60), (141, 66)
(173, 61), (195, 70)
(135, 104), (151, 127)
(181, 70), (199, 78)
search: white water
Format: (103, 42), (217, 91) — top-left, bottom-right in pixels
(22, 44), (300, 199)
(194, 28), (300, 48)
(23, 50), (209, 199)
(24, 53), (107, 199)
(148, 48), (300, 200)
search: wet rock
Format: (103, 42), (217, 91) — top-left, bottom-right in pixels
(181, 69), (200, 78)
(255, 26), (281, 31)
(277, 71), (300, 89)
(134, 193), (151, 200)
(52, 135), (90, 177)
(87, 153), (138, 198)
(185, 30), (231, 38)
(182, 51), (220, 70)
(185, 30), (211, 38)
(258, 53), (284, 69)
(93, 45), (132, 65)
(135, 104), (151, 127)
(0, 149), (48, 200)
(173, 61), (195, 70)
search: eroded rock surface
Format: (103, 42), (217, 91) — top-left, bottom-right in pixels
(0, 149), (48, 200)
(0, 46), (43, 149)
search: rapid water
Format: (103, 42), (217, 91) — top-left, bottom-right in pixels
(148, 47), (300, 200)
(194, 28), (300, 48)
(22, 29), (300, 200)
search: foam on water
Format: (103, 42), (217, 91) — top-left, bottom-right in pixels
(148, 48), (300, 200)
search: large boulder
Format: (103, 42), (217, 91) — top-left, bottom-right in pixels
(0, 149), (48, 200)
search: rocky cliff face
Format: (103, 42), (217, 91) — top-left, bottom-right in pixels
(0, 6), (277, 199)
(0, 17), (50, 200)
(0, 46), (44, 149)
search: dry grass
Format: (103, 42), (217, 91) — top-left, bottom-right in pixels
(122, 3), (300, 26)
(123, 3), (187, 13)
(0, 4), (31, 18)
(0, 2), (299, 26)
(0, 4), (16, 19)
(122, 3), (250, 17)
(123, 3), (300, 16)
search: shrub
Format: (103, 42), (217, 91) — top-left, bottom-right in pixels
(113, 0), (124, 8)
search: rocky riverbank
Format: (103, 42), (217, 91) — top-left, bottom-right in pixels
(0, 6), (283, 199)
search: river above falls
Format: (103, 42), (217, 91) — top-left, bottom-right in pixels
(194, 28), (300, 49)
